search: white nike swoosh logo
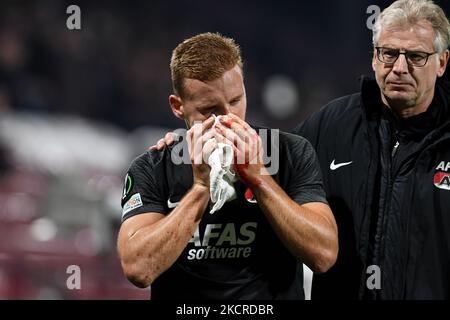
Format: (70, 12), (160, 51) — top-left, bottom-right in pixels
(167, 199), (180, 209)
(330, 159), (353, 170)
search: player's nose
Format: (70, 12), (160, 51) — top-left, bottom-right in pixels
(215, 104), (230, 116)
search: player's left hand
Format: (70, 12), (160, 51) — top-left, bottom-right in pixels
(215, 114), (268, 187)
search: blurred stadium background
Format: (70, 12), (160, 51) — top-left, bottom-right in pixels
(0, 0), (448, 299)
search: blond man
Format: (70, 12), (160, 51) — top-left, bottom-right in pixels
(117, 33), (338, 300)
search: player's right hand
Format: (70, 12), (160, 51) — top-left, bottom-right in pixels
(187, 116), (217, 189)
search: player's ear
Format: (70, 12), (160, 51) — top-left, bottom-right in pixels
(169, 95), (185, 120)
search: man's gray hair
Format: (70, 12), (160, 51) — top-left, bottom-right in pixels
(373, 0), (450, 53)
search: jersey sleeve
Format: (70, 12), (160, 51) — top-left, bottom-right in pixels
(285, 136), (328, 205)
(120, 152), (167, 222)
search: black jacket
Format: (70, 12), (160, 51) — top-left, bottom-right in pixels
(294, 77), (450, 299)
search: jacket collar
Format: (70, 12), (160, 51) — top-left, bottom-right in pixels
(359, 75), (450, 136)
(359, 76), (383, 121)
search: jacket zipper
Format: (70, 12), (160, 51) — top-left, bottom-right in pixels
(376, 136), (399, 299)
(391, 141), (399, 158)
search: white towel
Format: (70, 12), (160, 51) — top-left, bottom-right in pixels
(207, 115), (237, 213)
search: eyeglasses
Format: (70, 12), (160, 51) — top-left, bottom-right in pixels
(375, 47), (436, 67)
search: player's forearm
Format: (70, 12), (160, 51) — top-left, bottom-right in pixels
(252, 175), (338, 273)
(123, 184), (210, 287)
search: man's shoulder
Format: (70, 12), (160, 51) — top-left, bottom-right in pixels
(316, 92), (363, 121)
(261, 128), (315, 164)
(254, 125), (311, 148)
(127, 148), (168, 172)
(293, 92), (364, 139)
(317, 77), (379, 122)
(278, 129), (312, 148)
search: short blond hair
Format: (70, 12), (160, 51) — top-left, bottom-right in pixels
(373, 0), (450, 53)
(170, 32), (243, 98)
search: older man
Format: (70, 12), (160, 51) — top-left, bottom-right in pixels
(295, 0), (450, 299)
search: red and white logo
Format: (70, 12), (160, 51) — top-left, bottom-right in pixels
(434, 161), (450, 191)
(434, 172), (450, 190)
(245, 188), (257, 203)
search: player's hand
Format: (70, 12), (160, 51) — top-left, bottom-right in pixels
(148, 132), (178, 151)
(215, 114), (267, 188)
(187, 116), (217, 189)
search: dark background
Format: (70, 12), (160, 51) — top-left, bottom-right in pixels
(5, 0), (448, 131)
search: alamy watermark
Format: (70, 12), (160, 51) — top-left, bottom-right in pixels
(366, 5), (381, 31)
(66, 5), (81, 30)
(66, 265), (81, 290)
(366, 264), (381, 290)
(169, 125), (280, 176)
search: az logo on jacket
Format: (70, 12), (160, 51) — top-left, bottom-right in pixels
(434, 172), (450, 190)
(434, 161), (450, 191)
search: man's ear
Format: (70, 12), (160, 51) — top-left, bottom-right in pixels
(371, 48), (378, 72)
(169, 95), (184, 120)
(437, 49), (449, 77)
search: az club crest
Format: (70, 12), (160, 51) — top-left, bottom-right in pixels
(434, 171), (450, 190)
(434, 161), (450, 191)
